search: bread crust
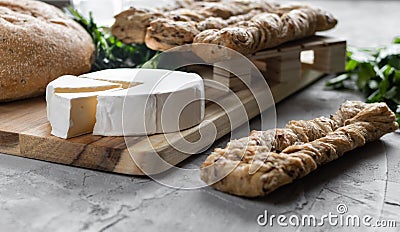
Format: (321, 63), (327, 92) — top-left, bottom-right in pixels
(0, 0), (94, 102)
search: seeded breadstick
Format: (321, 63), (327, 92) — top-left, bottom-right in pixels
(252, 101), (369, 152)
(143, 3), (278, 51)
(111, 0), (276, 45)
(145, 19), (200, 51)
(111, 8), (164, 44)
(111, 0), (337, 54)
(199, 101), (370, 188)
(198, 101), (369, 172)
(200, 102), (399, 197)
(110, 2), (204, 44)
(144, 9), (264, 50)
(194, 5), (337, 55)
(231, 101), (370, 157)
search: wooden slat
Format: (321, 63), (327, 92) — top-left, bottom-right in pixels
(0, 132), (19, 156)
(248, 36), (346, 84)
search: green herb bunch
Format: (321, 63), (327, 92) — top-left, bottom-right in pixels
(66, 7), (158, 71)
(327, 37), (400, 125)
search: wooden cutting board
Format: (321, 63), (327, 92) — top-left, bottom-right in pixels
(0, 36), (346, 175)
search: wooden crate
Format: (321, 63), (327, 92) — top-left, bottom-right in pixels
(212, 35), (346, 90)
(0, 36), (346, 175)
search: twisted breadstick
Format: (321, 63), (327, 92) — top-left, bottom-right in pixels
(111, 8), (163, 44)
(222, 101), (369, 158)
(197, 101), (366, 185)
(199, 101), (368, 171)
(194, 5), (337, 55)
(111, 0), (275, 45)
(200, 102), (398, 197)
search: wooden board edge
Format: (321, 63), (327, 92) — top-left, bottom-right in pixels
(18, 133), (133, 173)
(0, 131), (20, 156)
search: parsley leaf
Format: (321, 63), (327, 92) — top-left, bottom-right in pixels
(66, 7), (158, 71)
(327, 38), (400, 125)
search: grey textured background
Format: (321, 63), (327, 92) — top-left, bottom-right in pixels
(1, 1), (400, 231)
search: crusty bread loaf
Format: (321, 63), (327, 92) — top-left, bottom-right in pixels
(0, 0), (94, 102)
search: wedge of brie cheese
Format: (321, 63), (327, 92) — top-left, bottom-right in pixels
(46, 75), (121, 121)
(46, 75), (123, 139)
(49, 89), (122, 139)
(46, 69), (205, 139)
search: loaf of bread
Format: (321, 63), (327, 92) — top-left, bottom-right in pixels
(200, 101), (399, 197)
(0, 0), (94, 102)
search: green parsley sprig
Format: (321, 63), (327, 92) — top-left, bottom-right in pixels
(66, 7), (158, 71)
(327, 37), (400, 125)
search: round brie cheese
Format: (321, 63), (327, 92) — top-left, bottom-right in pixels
(46, 69), (205, 138)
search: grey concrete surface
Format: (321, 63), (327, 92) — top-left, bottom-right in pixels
(1, 1), (400, 231)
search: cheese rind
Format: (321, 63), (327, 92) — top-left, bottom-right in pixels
(94, 90), (157, 136)
(92, 69), (205, 136)
(156, 85), (204, 133)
